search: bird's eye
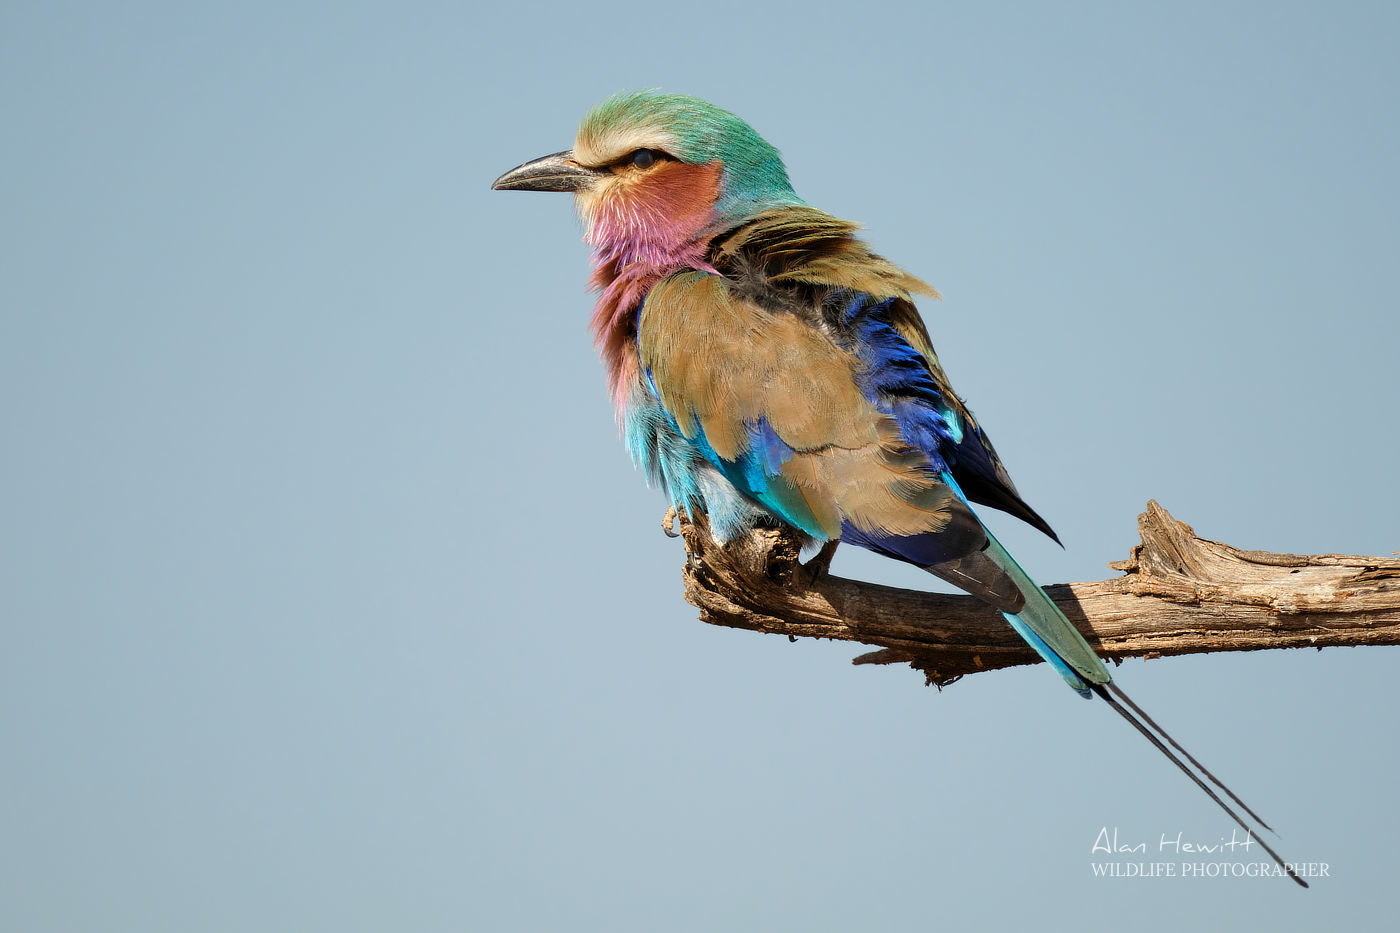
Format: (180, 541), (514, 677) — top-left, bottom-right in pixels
(630, 148), (660, 169)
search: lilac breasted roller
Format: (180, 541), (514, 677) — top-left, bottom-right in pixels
(493, 91), (1304, 886)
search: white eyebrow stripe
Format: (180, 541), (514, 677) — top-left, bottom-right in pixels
(574, 126), (680, 167)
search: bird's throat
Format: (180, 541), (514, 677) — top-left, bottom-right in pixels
(584, 161), (724, 409)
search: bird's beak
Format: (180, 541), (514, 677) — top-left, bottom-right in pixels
(492, 150), (603, 192)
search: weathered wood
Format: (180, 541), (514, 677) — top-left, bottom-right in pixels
(675, 501), (1400, 687)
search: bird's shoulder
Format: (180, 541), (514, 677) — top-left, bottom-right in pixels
(703, 208), (955, 386)
(706, 206), (936, 306)
(701, 207), (967, 421)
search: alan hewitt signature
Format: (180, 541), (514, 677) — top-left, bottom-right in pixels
(1089, 827), (1331, 880)
(1092, 826), (1261, 855)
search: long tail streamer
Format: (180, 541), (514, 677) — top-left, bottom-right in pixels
(1090, 683), (1306, 888)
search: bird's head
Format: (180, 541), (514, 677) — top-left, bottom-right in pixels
(493, 91), (802, 266)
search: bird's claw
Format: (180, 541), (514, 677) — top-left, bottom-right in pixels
(801, 540), (839, 584)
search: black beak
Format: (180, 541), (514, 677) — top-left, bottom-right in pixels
(492, 150), (604, 192)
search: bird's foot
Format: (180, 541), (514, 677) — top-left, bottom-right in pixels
(801, 540), (839, 585)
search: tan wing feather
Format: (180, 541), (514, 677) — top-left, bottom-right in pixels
(638, 270), (954, 540)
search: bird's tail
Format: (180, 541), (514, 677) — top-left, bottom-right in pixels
(1090, 682), (1308, 888)
(974, 524), (1308, 888)
(978, 529), (1110, 696)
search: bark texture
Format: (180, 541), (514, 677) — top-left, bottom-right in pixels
(673, 501), (1400, 687)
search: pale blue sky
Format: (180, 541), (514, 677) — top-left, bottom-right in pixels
(3, 1), (1397, 930)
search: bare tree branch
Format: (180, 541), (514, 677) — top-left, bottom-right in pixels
(674, 501), (1400, 687)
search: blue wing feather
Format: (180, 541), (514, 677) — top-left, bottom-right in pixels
(824, 289), (1060, 543)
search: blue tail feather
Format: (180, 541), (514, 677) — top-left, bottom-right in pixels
(937, 471), (1111, 695)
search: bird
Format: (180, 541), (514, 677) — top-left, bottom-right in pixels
(493, 90), (1305, 887)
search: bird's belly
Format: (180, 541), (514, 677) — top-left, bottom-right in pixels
(622, 392), (768, 542)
